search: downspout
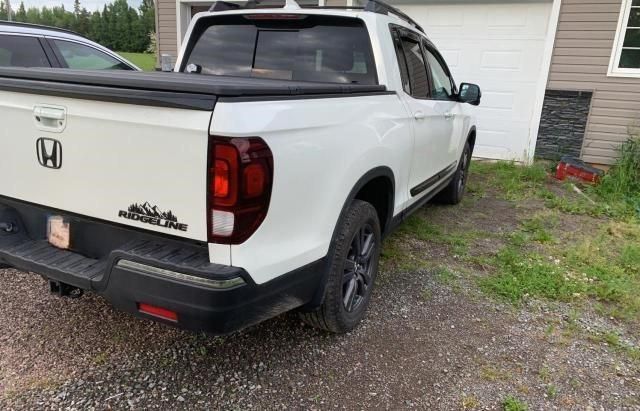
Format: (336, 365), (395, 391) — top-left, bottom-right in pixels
(155, 0), (161, 69)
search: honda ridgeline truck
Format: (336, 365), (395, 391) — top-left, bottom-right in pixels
(0, 0), (480, 334)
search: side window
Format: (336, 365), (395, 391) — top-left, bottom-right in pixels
(391, 31), (411, 94)
(424, 48), (454, 101)
(0, 35), (51, 68)
(51, 40), (132, 70)
(400, 37), (429, 99)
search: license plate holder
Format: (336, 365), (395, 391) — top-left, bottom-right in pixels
(48, 216), (70, 250)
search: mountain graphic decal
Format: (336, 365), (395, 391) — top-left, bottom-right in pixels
(127, 202), (178, 222)
(118, 202), (187, 232)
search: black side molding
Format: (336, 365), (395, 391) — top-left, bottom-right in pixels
(410, 161), (457, 197)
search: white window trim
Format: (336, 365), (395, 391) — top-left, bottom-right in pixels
(608, 0), (640, 78)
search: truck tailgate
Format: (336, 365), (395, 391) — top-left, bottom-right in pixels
(0, 91), (211, 241)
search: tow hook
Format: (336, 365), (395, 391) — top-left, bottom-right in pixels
(0, 222), (17, 233)
(49, 280), (84, 299)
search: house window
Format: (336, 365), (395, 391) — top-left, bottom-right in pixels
(610, 0), (640, 76)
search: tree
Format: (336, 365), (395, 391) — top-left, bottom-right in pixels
(75, 7), (90, 35)
(0, 1), (8, 20)
(25, 6), (41, 24)
(7, 0), (155, 54)
(15, 1), (26, 22)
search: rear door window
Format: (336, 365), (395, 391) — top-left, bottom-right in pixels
(0, 35), (51, 68)
(182, 15), (378, 84)
(50, 40), (133, 70)
(399, 37), (429, 99)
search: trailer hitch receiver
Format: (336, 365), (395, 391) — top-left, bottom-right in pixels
(49, 280), (84, 299)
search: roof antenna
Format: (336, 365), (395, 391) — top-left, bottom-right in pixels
(284, 0), (301, 10)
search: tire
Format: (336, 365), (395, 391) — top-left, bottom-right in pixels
(300, 200), (381, 333)
(435, 142), (472, 205)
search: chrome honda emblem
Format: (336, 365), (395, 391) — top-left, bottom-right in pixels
(36, 138), (62, 169)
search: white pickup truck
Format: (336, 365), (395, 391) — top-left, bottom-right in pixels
(0, 0), (480, 334)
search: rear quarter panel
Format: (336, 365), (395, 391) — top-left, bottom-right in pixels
(211, 94), (413, 284)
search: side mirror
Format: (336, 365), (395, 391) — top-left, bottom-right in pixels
(458, 83), (481, 106)
(185, 63), (202, 74)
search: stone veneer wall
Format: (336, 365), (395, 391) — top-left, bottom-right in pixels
(535, 90), (593, 160)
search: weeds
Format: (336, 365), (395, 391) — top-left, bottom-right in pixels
(480, 213), (640, 322)
(462, 394), (480, 410)
(502, 395), (528, 411)
(546, 384), (558, 399)
(398, 214), (475, 254)
(471, 161), (548, 200)
(538, 365), (551, 383)
(481, 365), (511, 382)
(588, 331), (640, 362)
(593, 136), (640, 216)
(521, 216), (556, 244)
(380, 236), (431, 272)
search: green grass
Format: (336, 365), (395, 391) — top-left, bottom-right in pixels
(546, 384), (558, 399)
(589, 330), (640, 362)
(474, 160), (637, 220)
(593, 136), (640, 216)
(398, 214), (477, 255)
(382, 159), (640, 330)
(480, 218), (640, 322)
(470, 160), (640, 321)
(521, 216), (556, 244)
(502, 395), (528, 411)
(117, 52), (156, 71)
(471, 161), (548, 200)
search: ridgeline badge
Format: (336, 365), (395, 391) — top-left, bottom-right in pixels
(118, 202), (188, 232)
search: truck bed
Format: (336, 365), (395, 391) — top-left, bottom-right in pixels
(0, 68), (389, 110)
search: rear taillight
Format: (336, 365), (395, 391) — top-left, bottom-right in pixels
(208, 136), (273, 244)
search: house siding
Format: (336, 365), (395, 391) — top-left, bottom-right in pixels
(156, 0), (178, 67)
(547, 0), (639, 165)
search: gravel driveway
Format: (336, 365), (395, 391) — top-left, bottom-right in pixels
(1, 170), (639, 410)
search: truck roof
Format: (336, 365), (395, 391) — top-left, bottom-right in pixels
(205, 0), (424, 33)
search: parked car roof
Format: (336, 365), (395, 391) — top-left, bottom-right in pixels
(0, 21), (89, 40)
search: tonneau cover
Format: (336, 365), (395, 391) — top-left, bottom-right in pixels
(0, 67), (387, 97)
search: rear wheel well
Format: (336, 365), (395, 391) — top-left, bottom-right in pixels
(354, 176), (393, 234)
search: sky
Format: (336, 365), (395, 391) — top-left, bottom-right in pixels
(16, 0), (143, 12)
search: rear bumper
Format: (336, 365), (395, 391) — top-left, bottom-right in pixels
(0, 198), (325, 334)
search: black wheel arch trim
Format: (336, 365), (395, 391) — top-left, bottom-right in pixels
(467, 126), (477, 153)
(301, 166), (395, 310)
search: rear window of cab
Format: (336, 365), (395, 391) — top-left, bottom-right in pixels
(181, 14), (378, 85)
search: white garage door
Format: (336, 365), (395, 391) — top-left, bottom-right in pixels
(396, 1), (553, 161)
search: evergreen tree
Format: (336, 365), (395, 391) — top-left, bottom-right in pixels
(6, 0), (155, 54)
(25, 6), (41, 24)
(0, 1), (8, 20)
(73, 7), (90, 36)
(16, 2), (27, 22)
